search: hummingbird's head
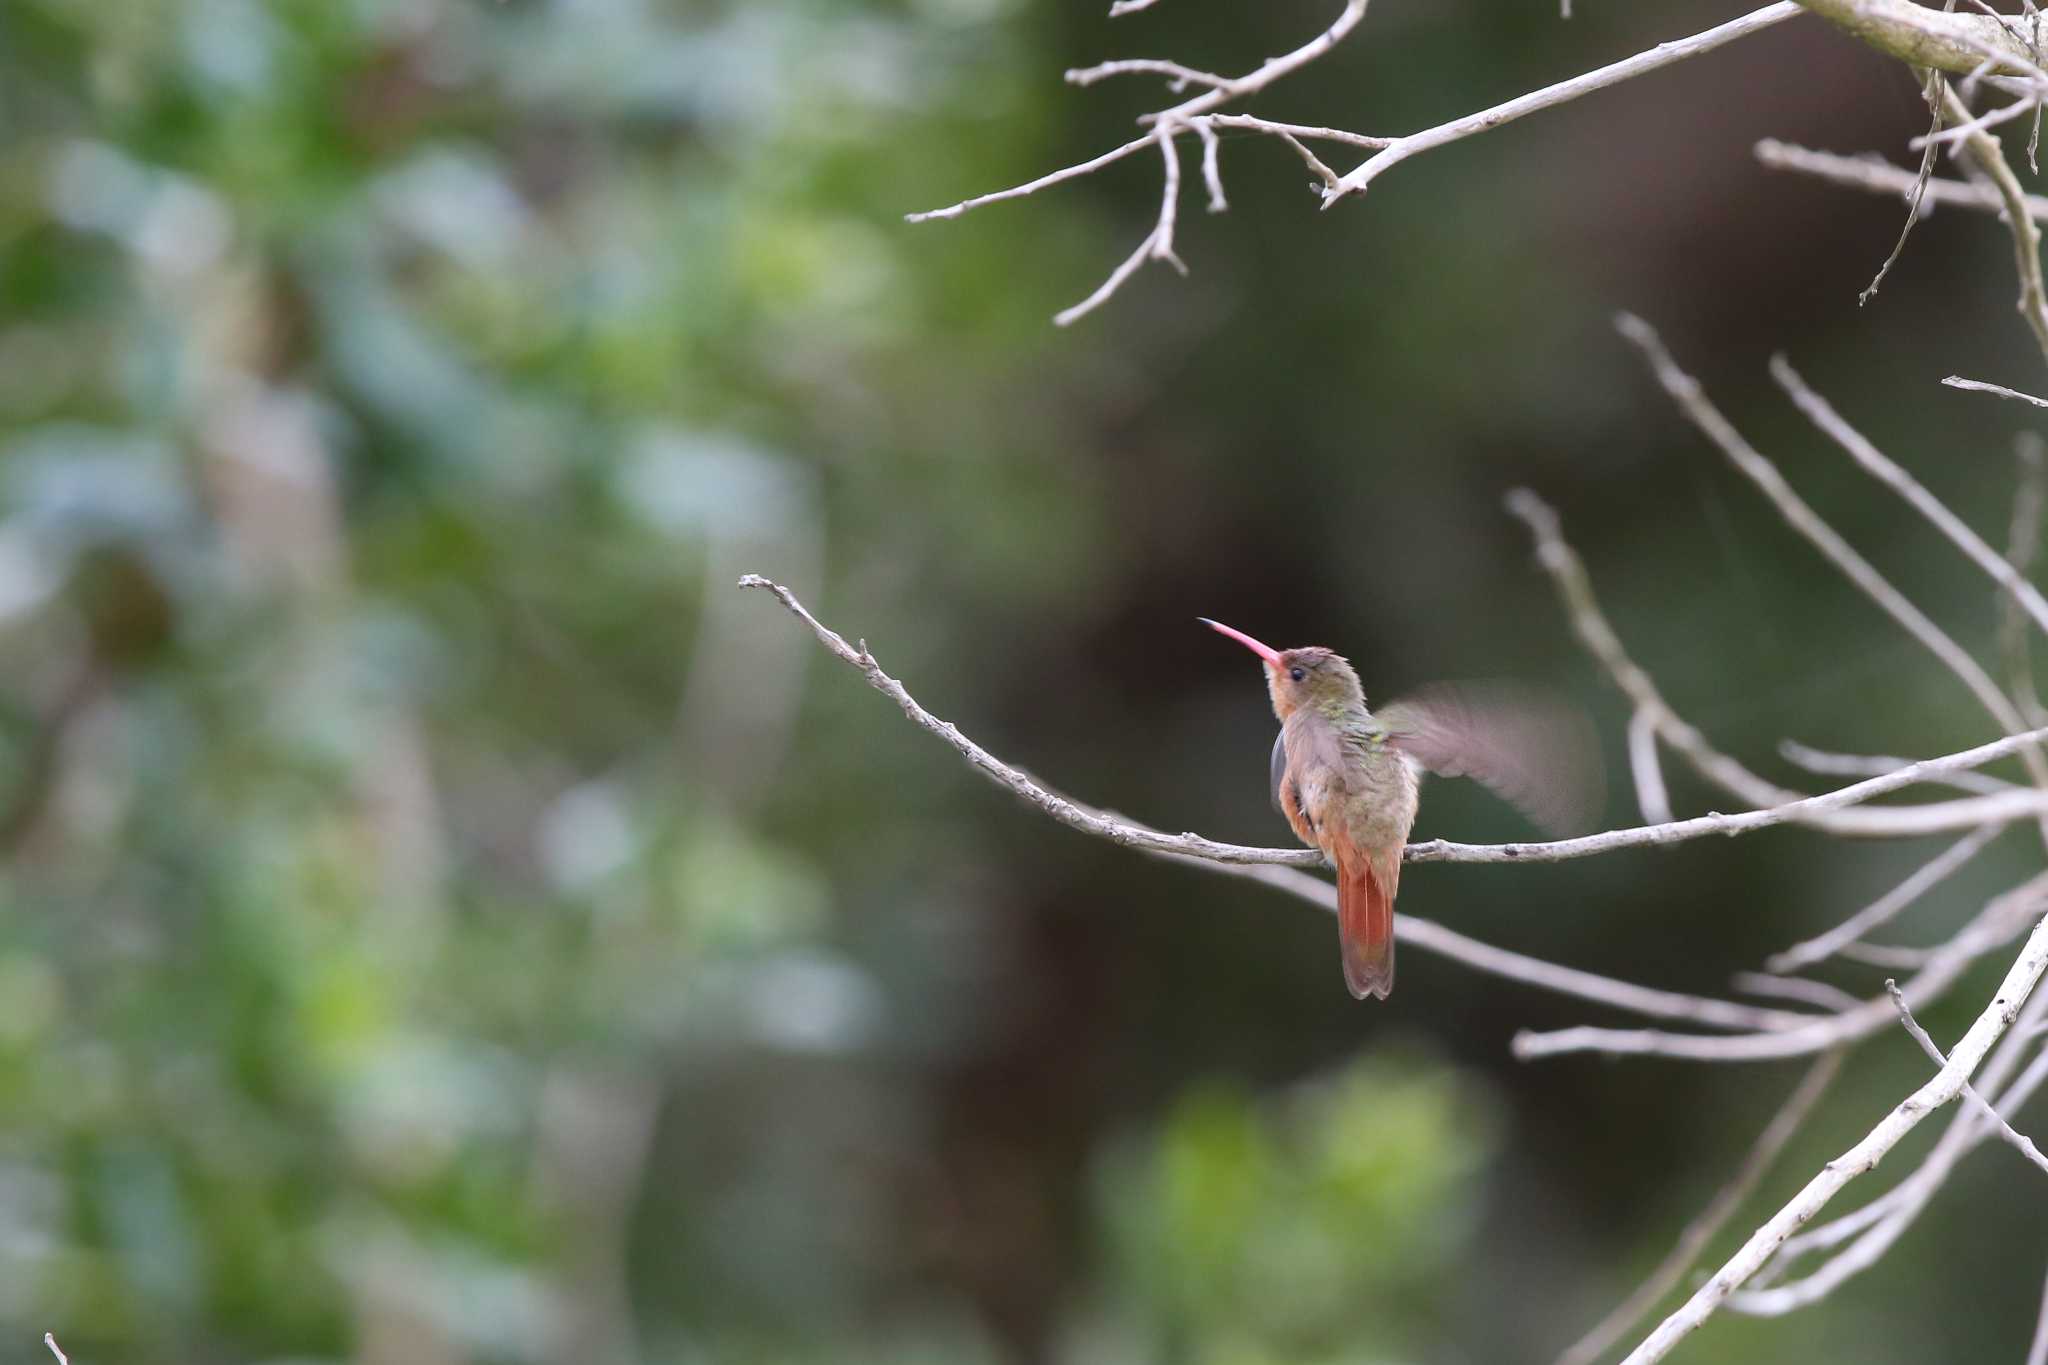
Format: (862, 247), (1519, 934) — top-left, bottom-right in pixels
(1199, 619), (1365, 720)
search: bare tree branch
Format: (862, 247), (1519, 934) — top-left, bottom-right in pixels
(1948, 375), (2048, 408)
(1860, 63), (1946, 305)
(1774, 355), (2048, 640)
(1943, 81), (2048, 368)
(1733, 972), (1866, 1012)
(1516, 871), (2048, 1061)
(1734, 989), (2048, 1311)
(1616, 900), (2048, 1363)
(2006, 437), (2048, 730)
(1763, 824), (2003, 973)
(1628, 707), (1675, 825)
(2029, 1263), (2048, 1365)
(1507, 490), (2044, 833)
(1619, 315), (2048, 810)
(1799, 0), (2045, 77)
(1157, 854), (1825, 1033)
(1554, 1051), (1843, 1365)
(1756, 138), (2048, 220)
(1780, 738), (2020, 796)
(1322, 4), (1803, 205)
(1887, 978), (2048, 1175)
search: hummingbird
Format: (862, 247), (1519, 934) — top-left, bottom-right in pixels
(1201, 618), (1599, 1000)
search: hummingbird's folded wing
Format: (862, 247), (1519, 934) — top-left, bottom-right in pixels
(1378, 681), (1605, 836)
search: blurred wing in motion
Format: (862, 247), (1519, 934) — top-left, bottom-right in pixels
(1378, 681), (1605, 836)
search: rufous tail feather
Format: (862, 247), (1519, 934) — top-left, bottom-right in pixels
(1336, 849), (1395, 1001)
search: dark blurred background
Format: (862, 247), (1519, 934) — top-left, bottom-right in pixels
(2, 0), (2045, 1361)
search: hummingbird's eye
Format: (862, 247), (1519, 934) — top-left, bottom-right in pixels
(1288, 666), (1307, 682)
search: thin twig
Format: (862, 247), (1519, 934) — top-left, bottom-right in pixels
(1839, 938), (1946, 968)
(2007, 437), (2048, 730)
(1621, 316), (2048, 814)
(1508, 490), (2041, 834)
(1778, 355), (2048, 640)
(1516, 872), (2048, 1062)
(1159, 855), (1823, 1033)
(1052, 127), (1188, 326)
(1200, 114), (1391, 150)
(1764, 825), (2003, 973)
(1734, 1010), (2048, 1310)
(2029, 1262), (2048, 1365)
(1323, 3), (1804, 205)
(1780, 739), (2020, 796)
(1887, 978), (2048, 1175)
(1756, 139), (2048, 220)
(1861, 67), (1947, 305)
(1628, 707), (1675, 825)
(1553, 1051), (1843, 1365)
(908, 135), (1155, 224)
(1066, 58), (1230, 90)
(1947, 375), (2048, 408)
(1194, 119), (1226, 211)
(1732, 972), (1866, 1013)
(1944, 81), (2048, 370)
(44, 1335), (66, 1365)
(1615, 902), (2048, 1363)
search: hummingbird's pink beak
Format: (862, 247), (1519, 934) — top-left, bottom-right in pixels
(1198, 617), (1283, 667)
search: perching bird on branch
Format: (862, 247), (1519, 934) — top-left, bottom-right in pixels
(1202, 619), (1601, 1000)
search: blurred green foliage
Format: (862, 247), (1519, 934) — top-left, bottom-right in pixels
(3, 0), (2048, 1361)
(1093, 1057), (1493, 1364)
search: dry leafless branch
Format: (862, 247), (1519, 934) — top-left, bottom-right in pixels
(1887, 978), (2048, 1175)
(1553, 1051), (1844, 1365)
(1949, 375), (2048, 407)
(1763, 824), (2004, 973)
(1617, 905), (2048, 1363)
(1756, 138), (2048, 219)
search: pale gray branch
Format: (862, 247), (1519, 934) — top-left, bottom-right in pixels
(1160, 855), (1824, 1033)
(1780, 738), (2020, 796)
(1765, 824), (2003, 973)
(1323, 3), (1804, 205)
(1756, 138), (2048, 220)
(1947, 375), (2048, 408)
(1943, 81), (2048, 368)
(1774, 355), (2048, 641)
(1066, 58), (1229, 90)
(1554, 1051), (1843, 1365)
(1629, 707), (1675, 825)
(2029, 1263), (2048, 1365)
(1200, 114), (1390, 150)
(1516, 871), (2048, 1062)
(907, 135), (1156, 224)
(1887, 978), (2048, 1175)
(1799, 0), (2045, 77)
(1734, 989), (2048, 1312)
(1616, 901), (2048, 1363)
(2006, 437), (2048, 730)
(1732, 972), (1866, 1013)
(1620, 315), (2048, 809)
(1508, 489), (2044, 834)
